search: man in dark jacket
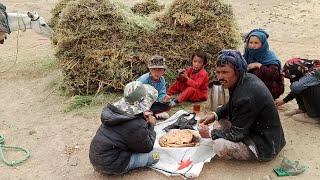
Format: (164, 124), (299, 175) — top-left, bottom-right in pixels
(199, 49), (286, 161)
(89, 81), (160, 175)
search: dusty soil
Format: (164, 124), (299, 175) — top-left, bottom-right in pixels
(1, 0), (319, 179)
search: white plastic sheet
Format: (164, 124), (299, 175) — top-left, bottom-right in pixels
(151, 110), (215, 178)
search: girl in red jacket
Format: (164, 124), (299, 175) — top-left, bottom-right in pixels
(166, 49), (209, 106)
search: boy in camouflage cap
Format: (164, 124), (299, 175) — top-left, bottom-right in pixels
(89, 81), (160, 175)
(137, 55), (170, 119)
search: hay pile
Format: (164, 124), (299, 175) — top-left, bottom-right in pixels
(54, 0), (155, 94)
(141, 0), (241, 73)
(53, 0), (240, 95)
(48, 0), (75, 44)
(131, 0), (165, 15)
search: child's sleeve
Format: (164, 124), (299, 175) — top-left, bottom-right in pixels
(186, 70), (209, 89)
(157, 77), (167, 102)
(282, 91), (295, 103)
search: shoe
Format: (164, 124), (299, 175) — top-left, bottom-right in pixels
(169, 99), (179, 107)
(149, 152), (160, 165)
(284, 109), (305, 116)
(292, 113), (319, 124)
(155, 112), (170, 120)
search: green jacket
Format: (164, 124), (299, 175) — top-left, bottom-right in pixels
(0, 3), (10, 33)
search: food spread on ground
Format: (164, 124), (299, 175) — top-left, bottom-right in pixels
(159, 129), (200, 147)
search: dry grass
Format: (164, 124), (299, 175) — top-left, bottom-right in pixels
(131, 0), (165, 15)
(52, 0), (240, 95)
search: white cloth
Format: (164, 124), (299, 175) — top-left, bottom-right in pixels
(151, 110), (215, 178)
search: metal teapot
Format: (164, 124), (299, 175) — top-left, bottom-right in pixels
(210, 81), (226, 112)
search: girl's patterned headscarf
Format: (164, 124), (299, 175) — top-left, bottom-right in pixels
(282, 58), (320, 82)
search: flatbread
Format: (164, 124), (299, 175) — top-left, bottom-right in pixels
(159, 129), (199, 147)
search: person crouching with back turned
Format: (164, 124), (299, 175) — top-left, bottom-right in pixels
(89, 81), (160, 175)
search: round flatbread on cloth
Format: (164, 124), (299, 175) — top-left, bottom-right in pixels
(159, 129), (200, 147)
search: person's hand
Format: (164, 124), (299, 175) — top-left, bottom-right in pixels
(163, 95), (171, 103)
(147, 116), (156, 125)
(177, 69), (186, 74)
(198, 124), (210, 138)
(247, 62), (262, 70)
(144, 111), (156, 125)
(199, 113), (216, 125)
(275, 99), (285, 107)
(177, 69), (187, 81)
(180, 70), (188, 79)
(177, 69), (187, 78)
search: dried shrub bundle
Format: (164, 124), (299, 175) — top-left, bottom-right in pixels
(131, 0), (165, 15)
(53, 0), (240, 95)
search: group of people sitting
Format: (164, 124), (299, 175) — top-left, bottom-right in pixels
(89, 28), (320, 175)
(137, 49), (210, 119)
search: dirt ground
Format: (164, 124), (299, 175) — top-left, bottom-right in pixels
(1, 0), (320, 179)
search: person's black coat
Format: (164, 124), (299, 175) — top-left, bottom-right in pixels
(214, 73), (286, 161)
(89, 104), (156, 174)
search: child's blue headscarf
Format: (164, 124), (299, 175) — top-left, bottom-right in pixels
(243, 29), (281, 67)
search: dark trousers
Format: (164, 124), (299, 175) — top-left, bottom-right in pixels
(296, 95), (306, 112)
(296, 85), (320, 118)
(150, 102), (170, 114)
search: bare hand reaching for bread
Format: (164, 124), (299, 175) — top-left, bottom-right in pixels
(199, 112), (217, 125)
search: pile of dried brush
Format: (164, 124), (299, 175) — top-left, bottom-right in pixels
(131, 0), (164, 15)
(54, 0), (156, 94)
(53, 0), (240, 95)
(49, 0), (75, 44)
(140, 0), (241, 75)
